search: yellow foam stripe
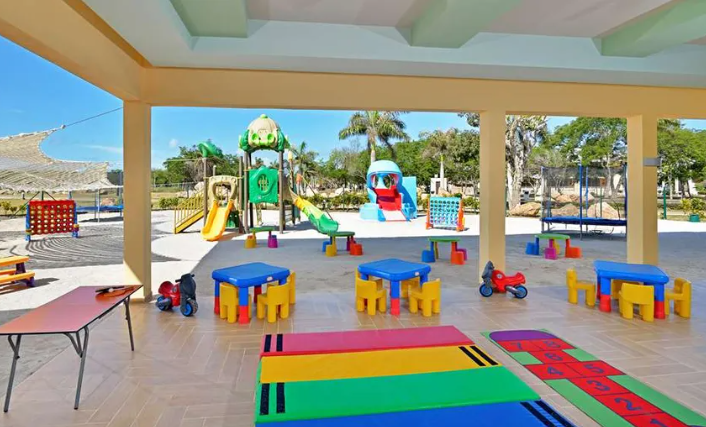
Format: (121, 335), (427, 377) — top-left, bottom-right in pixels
(260, 345), (500, 383)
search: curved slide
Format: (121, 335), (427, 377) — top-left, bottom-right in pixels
(286, 187), (339, 234)
(201, 200), (233, 241)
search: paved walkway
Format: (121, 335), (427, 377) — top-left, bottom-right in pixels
(0, 287), (704, 427)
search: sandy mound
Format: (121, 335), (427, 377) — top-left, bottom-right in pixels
(509, 202), (541, 217)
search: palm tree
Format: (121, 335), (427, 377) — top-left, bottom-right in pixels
(338, 111), (409, 163)
(421, 129), (456, 193)
(289, 141), (318, 193)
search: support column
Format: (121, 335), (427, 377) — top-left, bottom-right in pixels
(123, 101), (152, 301)
(479, 110), (506, 276)
(627, 115), (659, 265)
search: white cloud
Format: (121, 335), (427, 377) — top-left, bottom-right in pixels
(85, 144), (122, 154)
(168, 138), (178, 148)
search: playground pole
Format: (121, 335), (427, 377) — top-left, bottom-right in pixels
(279, 150), (285, 233)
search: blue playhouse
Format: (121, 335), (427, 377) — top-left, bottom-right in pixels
(359, 160), (417, 221)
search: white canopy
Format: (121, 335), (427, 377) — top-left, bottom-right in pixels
(0, 128), (117, 192)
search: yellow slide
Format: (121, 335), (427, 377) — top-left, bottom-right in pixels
(201, 200), (233, 241)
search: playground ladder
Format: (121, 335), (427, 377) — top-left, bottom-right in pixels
(173, 191), (205, 234)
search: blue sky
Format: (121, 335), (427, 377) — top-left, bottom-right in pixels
(1, 35), (704, 169)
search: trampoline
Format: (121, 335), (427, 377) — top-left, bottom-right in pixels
(540, 165), (627, 238)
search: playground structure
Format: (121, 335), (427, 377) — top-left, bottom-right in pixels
(426, 196), (465, 231)
(174, 116), (338, 240)
(26, 200), (78, 241)
(541, 165), (627, 238)
(359, 160), (417, 222)
(201, 175), (240, 241)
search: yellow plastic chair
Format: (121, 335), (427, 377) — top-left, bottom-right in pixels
(665, 278), (691, 318)
(566, 269), (596, 307)
(355, 277), (386, 315)
(257, 283), (290, 323)
(611, 279), (637, 300)
(619, 283), (654, 322)
(285, 272), (296, 304)
(356, 270), (383, 290)
(409, 279), (441, 317)
(401, 277), (420, 299)
(219, 283), (250, 323)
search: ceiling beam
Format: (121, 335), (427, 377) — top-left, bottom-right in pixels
(144, 67), (706, 119)
(410, 0), (521, 48)
(599, 0), (706, 57)
(0, 0), (143, 100)
(169, 0), (248, 38)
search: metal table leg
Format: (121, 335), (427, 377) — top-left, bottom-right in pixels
(65, 327), (90, 409)
(3, 334), (22, 412)
(124, 297), (135, 351)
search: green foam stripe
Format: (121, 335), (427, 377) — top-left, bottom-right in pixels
(611, 375), (706, 425)
(509, 351), (542, 365)
(564, 348), (598, 362)
(546, 379), (633, 427)
(255, 366), (539, 423)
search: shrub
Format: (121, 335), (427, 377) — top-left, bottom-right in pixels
(689, 198), (705, 215)
(680, 198), (692, 214)
(158, 197), (180, 209)
(0, 201), (12, 214)
(463, 196), (480, 211)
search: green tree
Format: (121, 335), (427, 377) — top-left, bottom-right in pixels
(163, 145), (240, 184)
(659, 127), (706, 197)
(338, 111), (409, 163)
(446, 130), (480, 193)
(459, 113), (548, 209)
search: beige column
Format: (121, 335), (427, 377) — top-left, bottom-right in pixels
(123, 101), (152, 300)
(479, 110), (506, 275)
(627, 115), (659, 265)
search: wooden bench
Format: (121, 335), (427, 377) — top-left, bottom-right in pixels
(0, 256), (34, 287)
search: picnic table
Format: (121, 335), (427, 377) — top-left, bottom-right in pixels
(0, 285), (141, 411)
(0, 256), (34, 287)
(358, 258), (431, 315)
(212, 262), (290, 324)
(594, 260), (670, 319)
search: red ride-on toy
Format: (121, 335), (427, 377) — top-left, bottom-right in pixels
(156, 273), (199, 316)
(479, 261), (528, 299)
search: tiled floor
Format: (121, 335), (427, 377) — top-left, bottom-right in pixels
(1, 285), (704, 427)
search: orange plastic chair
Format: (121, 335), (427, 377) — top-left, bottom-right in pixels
(566, 269), (596, 307)
(619, 283), (654, 322)
(409, 279), (441, 317)
(257, 283), (290, 323)
(665, 278), (691, 318)
(355, 277), (386, 315)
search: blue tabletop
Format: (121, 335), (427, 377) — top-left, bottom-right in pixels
(212, 262), (290, 287)
(358, 258), (431, 282)
(594, 260), (669, 284)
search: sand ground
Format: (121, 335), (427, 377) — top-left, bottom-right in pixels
(1, 209), (705, 395)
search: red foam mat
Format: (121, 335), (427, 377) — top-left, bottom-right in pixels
(260, 326), (472, 357)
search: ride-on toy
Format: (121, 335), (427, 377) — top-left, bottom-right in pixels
(479, 261), (528, 299)
(156, 273), (199, 316)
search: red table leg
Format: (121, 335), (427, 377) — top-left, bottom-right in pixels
(599, 295), (612, 312)
(654, 301), (665, 319)
(390, 298), (400, 315)
(238, 305), (249, 324)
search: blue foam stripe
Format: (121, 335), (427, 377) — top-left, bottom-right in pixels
(258, 401), (576, 427)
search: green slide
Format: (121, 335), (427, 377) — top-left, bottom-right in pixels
(287, 187), (339, 234)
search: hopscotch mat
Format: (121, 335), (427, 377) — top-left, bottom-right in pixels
(484, 329), (706, 427)
(256, 326), (578, 426)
